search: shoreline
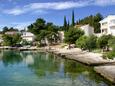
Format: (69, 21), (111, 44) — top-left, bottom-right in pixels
(45, 47), (115, 83)
(0, 46), (115, 83)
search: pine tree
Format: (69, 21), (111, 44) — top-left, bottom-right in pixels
(63, 16), (67, 31)
(67, 20), (70, 30)
(64, 16), (67, 27)
(72, 10), (75, 26)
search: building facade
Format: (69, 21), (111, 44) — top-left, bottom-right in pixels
(21, 32), (35, 42)
(80, 24), (94, 36)
(100, 15), (115, 36)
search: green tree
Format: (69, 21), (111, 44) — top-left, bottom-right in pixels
(76, 35), (97, 51)
(64, 16), (67, 27)
(2, 27), (18, 34)
(85, 35), (97, 51)
(76, 36), (88, 50)
(108, 37), (115, 51)
(2, 34), (21, 46)
(97, 35), (112, 51)
(77, 13), (103, 33)
(28, 18), (46, 35)
(27, 18), (61, 46)
(72, 10), (75, 26)
(64, 27), (84, 44)
(2, 26), (9, 33)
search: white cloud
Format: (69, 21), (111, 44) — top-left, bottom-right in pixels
(4, 8), (26, 15)
(94, 0), (115, 6)
(3, 0), (115, 15)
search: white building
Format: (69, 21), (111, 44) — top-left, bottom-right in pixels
(100, 15), (115, 36)
(80, 24), (94, 36)
(58, 31), (64, 42)
(21, 32), (35, 42)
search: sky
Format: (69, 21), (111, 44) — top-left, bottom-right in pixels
(0, 0), (115, 30)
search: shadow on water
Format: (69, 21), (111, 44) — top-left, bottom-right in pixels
(0, 50), (114, 86)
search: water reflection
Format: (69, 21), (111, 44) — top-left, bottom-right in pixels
(0, 50), (113, 86)
(1, 50), (22, 66)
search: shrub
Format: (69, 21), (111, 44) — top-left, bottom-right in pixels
(76, 36), (88, 50)
(97, 35), (112, 50)
(64, 27), (84, 44)
(86, 35), (97, 51)
(103, 51), (115, 59)
(76, 35), (97, 51)
(108, 37), (115, 51)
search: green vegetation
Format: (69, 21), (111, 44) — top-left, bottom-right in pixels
(76, 35), (97, 51)
(28, 18), (59, 46)
(77, 13), (103, 33)
(76, 36), (88, 50)
(64, 27), (84, 44)
(2, 27), (18, 34)
(2, 34), (21, 46)
(76, 34), (115, 59)
(97, 35), (112, 51)
(71, 10), (75, 26)
(0, 11), (115, 60)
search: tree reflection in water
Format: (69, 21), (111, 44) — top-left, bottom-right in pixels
(2, 50), (23, 66)
(0, 50), (112, 86)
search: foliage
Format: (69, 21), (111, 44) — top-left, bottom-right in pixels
(86, 35), (97, 51)
(2, 34), (21, 46)
(97, 35), (112, 50)
(28, 18), (59, 46)
(72, 10), (75, 26)
(64, 27), (84, 44)
(62, 16), (69, 31)
(77, 13), (103, 33)
(76, 36), (88, 50)
(76, 35), (97, 51)
(108, 37), (115, 51)
(2, 27), (18, 34)
(103, 51), (115, 59)
(21, 39), (31, 46)
(28, 18), (46, 35)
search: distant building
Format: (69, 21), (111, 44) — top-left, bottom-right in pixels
(21, 32), (35, 42)
(58, 31), (64, 43)
(80, 24), (94, 36)
(5, 31), (20, 35)
(75, 24), (94, 36)
(99, 15), (115, 36)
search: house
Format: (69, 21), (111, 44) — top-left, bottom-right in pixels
(5, 31), (20, 35)
(100, 15), (115, 36)
(21, 32), (35, 42)
(75, 24), (94, 36)
(80, 24), (94, 36)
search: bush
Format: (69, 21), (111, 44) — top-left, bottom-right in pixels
(108, 37), (115, 51)
(76, 36), (88, 50)
(103, 51), (115, 59)
(97, 35), (112, 50)
(64, 27), (84, 44)
(86, 35), (97, 51)
(76, 35), (97, 51)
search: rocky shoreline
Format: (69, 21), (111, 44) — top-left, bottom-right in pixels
(46, 47), (115, 84)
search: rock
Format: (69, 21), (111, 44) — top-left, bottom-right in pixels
(94, 66), (115, 83)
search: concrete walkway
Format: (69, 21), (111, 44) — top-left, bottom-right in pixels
(94, 66), (115, 83)
(50, 48), (115, 65)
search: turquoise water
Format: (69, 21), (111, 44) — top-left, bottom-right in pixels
(0, 50), (112, 86)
